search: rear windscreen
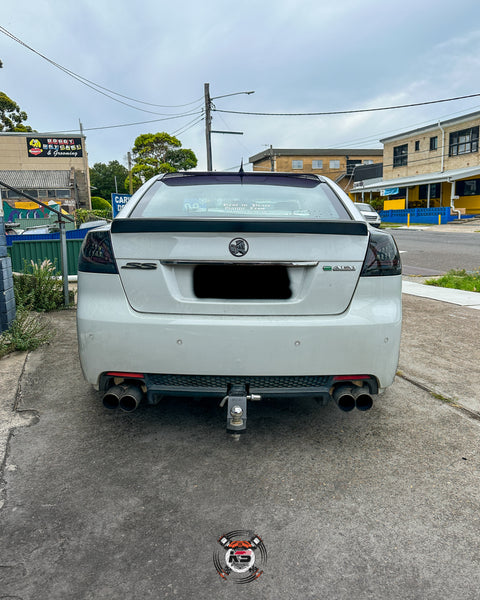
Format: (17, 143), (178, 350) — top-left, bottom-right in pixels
(129, 174), (351, 220)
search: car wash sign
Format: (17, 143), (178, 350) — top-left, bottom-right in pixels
(27, 137), (83, 158)
(112, 193), (132, 217)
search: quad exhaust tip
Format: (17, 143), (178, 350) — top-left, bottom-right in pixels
(102, 385), (124, 410)
(102, 384), (144, 412)
(332, 385), (373, 412)
(119, 385), (143, 412)
(352, 386), (374, 411)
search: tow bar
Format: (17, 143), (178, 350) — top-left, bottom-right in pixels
(219, 385), (261, 433)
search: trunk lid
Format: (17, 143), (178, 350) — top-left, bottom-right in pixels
(111, 219), (368, 316)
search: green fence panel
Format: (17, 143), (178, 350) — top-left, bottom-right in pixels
(8, 240), (83, 276)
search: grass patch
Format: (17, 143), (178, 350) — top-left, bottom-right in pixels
(14, 259), (73, 311)
(0, 258), (72, 359)
(0, 307), (54, 358)
(425, 269), (480, 292)
(430, 391), (456, 404)
(381, 222), (434, 228)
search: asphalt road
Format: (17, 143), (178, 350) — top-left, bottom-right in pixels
(391, 229), (480, 275)
(0, 307), (479, 599)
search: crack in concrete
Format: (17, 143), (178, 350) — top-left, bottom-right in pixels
(396, 371), (480, 422)
(0, 352), (40, 511)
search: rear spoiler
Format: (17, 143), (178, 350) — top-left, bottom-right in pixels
(111, 219), (368, 235)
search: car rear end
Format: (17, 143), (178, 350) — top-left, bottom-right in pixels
(77, 172), (401, 420)
(356, 202), (382, 228)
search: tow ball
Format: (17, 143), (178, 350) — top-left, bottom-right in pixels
(219, 385), (261, 433)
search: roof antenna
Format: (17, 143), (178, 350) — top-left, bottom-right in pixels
(239, 159), (244, 173)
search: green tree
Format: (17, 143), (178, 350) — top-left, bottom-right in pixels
(127, 132), (198, 192)
(0, 91), (33, 132)
(90, 160), (129, 200)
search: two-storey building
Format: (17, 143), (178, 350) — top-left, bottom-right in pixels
(351, 110), (480, 215)
(0, 131), (91, 224)
(249, 148), (383, 194)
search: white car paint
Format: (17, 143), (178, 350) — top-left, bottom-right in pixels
(76, 172), (402, 410)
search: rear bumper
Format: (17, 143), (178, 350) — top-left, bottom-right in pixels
(99, 373), (378, 401)
(77, 273), (402, 391)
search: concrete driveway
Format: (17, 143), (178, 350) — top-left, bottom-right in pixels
(0, 291), (479, 599)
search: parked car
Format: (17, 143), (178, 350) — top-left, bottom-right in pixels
(4, 223), (24, 235)
(355, 202), (382, 227)
(79, 219), (108, 229)
(77, 172), (402, 431)
(20, 225), (52, 235)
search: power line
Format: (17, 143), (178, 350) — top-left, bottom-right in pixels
(0, 25), (203, 113)
(329, 103), (480, 150)
(215, 111), (256, 157)
(213, 92), (480, 117)
(33, 109), (204, 135)
(172, 115), (205, 137)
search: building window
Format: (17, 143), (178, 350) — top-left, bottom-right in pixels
(393, 144), (408, 167)
(346, 159), (362, 174)
(329, 160), (340, 169)
(385, 187), (407, 199)
(449, 126), (479, 156)
(56, 189), (71, 198)
(415, 141), (420, 151)
(292, 160), (303, 169)
(419, 183), (441, 199)
(312, 160), (323, 169)
(455, 178), (480, 196)
(430, 136), (438, 151)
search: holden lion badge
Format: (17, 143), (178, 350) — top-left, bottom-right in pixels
(229, 238), (249, 257)
(214, 530), (267, 584)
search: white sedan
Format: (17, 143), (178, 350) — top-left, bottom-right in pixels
(355, 202), (382, 227)
(77, 172), (402, 432)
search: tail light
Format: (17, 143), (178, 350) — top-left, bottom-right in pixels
(360, 229), (401, 277)
(78, 229), (118, 274)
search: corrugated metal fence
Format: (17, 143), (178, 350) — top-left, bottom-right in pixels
(8, 239), (84, 276)
(7, 229), (89, 276)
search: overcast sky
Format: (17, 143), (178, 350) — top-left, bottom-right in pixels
(2, 0), (480, 174)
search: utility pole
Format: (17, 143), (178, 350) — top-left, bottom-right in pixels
(204, 83), (213, 171)
(204, 84), (255, 171)
(127, 152), (133, 195)
(269, 145), (275, 172)
(79, 119), (92, 209)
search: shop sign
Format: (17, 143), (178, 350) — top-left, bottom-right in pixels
(111, 193), (132, 217)
(27, 137), (83, 158)
(381, 188), (399, 196)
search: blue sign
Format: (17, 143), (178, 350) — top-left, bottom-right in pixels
(381, 188), (399, 196)
(111, 193), (131, 217)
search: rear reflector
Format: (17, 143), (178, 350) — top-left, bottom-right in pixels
(333, 375), (371, 381)
(106, 372), (144, 379)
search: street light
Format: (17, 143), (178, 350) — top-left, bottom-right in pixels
(204, 83), (255, 171)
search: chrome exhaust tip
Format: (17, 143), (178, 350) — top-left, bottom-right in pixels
(352, 386), (373, 411)
(332, 386), (356, 412)
(119, 385), (144, 412)
(102, 385), (124, 410)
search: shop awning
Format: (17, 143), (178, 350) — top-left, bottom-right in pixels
(351, 165), (480, 194)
